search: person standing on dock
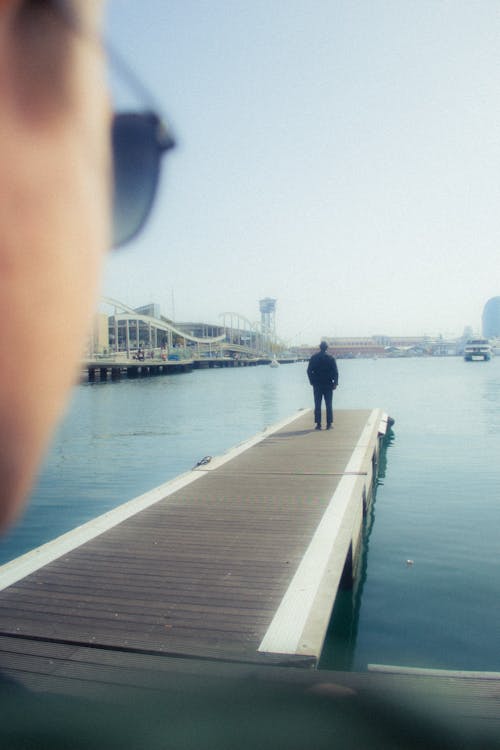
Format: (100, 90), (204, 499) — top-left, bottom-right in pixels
(307, 341), (339, 430)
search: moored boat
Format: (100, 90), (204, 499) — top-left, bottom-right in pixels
(463, 339), (492, 362)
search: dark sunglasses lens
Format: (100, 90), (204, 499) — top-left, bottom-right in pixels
(112, 113), (163, 248)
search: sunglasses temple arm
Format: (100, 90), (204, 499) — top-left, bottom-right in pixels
(105, 39), (161, 113)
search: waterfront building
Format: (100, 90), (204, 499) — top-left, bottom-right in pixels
(108, 314), (171, 352)
(325, 337), (386, 358)
(175, 322), (225, 339)
(134, 303), (162, 319)
(87, 313), (110, 356)
(293, 335), (439, 359)
(482, 296), (500, 338)
(325, 335), (429, 358)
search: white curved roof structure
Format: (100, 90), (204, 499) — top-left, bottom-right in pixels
(102, 297), (226, 344)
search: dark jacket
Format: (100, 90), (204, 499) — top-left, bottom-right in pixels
(307, 351), (339, 388)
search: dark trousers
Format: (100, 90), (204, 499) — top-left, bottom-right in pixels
(313, 384), (333, 426)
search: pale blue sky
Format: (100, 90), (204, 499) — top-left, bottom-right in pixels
(103, 1), (500, 344)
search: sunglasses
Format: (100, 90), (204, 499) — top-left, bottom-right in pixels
(49, 0), (176, 248)
(112, 112), (176, 247)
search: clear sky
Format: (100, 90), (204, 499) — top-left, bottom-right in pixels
(103, 1), (500, 345)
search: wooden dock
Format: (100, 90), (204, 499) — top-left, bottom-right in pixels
(0, 408), (387, 668)
(1, 408), (499, 748)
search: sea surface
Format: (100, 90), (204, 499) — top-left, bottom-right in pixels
(1, 357), (499, 673)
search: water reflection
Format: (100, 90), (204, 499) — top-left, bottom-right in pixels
(480, 367), (500, 434)
(319, 429), (395, 670)
(257, 366), (280, 421)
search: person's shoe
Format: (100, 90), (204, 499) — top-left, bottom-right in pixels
(326, 423), (333, 430)
(315, 423), (321, 430)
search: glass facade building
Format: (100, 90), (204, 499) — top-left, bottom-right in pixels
(482, 297), (500, 338)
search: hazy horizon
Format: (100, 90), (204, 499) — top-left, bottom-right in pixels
(104, 2), (500, 343)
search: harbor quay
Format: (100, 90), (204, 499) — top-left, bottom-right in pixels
(83, 355), (301, 383)
(89, 296), (500, 381)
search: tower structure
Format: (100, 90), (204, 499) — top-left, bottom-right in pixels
(259, 298), (277, 353)
(482, 297), (500, 338)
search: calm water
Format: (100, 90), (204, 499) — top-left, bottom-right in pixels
(1, 358), (499, 672)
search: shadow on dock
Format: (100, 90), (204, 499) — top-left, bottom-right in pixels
(269, 428), (316, 438)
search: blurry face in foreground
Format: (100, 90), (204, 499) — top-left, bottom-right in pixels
(0, 1), (110, 529)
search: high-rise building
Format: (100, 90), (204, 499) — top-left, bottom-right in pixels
(482, 297), (500, 338)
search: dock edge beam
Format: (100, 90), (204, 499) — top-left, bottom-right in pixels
(258, 408), (389, 666)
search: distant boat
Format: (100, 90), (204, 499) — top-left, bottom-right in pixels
(269, 356), (280, 368)
(463, 339), (492, 362)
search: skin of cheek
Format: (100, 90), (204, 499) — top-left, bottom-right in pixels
(0, 28), (111, 531)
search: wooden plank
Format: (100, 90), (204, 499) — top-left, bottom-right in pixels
(0, 409), (380, 667)
(258, 409), (382, 658)
(0, 636), (498, 750)
(0, 409), (308, 592)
